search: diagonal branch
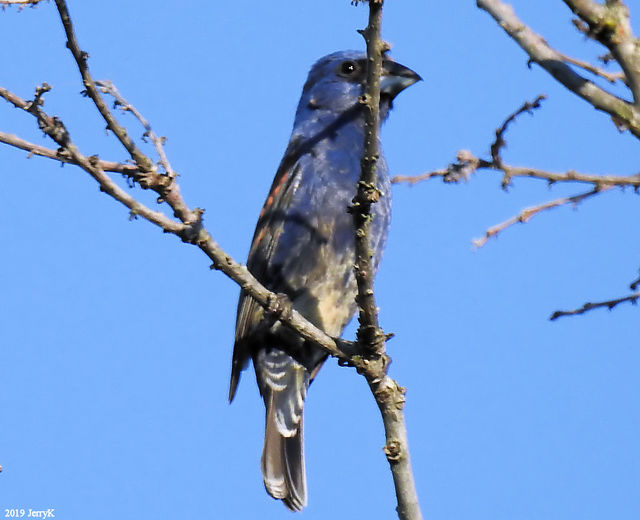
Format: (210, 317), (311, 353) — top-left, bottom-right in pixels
(0, 80), (355, 366)
(472, 186), (607, 248)
(558, 51), (626, 84)
(563, 0), (640, 106)
(53, 0), (155, 173)
(550, 290), (640, 320)
(476, 0), (640, 138)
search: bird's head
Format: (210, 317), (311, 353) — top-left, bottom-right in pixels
(297, 50), (421, 118)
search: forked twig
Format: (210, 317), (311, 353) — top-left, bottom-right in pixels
(393, 94), (639, 249)
(96, 80), (176, 179)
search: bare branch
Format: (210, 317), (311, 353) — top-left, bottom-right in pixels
(354, 2), (387, 354)
(392, 95), (640, 190)
(558, 51), (626, 84)
(0, 129), (138, 174)
(563, 0), (640, 106)
(53, 0), (203, 229)
(53, 2), (154, 171)
(355, 2), (423, 519)
(550, 290), (640, 320)
(0, 0), (47, 7)
(96, 80), (176, 179)
(490, 95), (546, 175)
(392, 95), (637, 251)
(472, 187), (608, 248)
(476, 0), (640, 138)
(393, 154), (640, 189)
(0, 79), (360, 366)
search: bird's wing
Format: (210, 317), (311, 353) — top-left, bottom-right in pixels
(229, 152), (304, 401)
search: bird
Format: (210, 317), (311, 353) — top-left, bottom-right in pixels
(229, 50), (420, 511)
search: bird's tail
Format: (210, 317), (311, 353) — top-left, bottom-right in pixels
(256, 348), (309, 511)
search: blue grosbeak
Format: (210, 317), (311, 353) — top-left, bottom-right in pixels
(230, 50), (420, 511)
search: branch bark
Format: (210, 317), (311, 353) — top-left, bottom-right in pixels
(550, 290), (640, 319)
(476, 0), (640, 138)
(355, 2), (423, 519)
(0, 128), (138, 174)
(563, 0), (640, 105)
(472, 186), (608, 248)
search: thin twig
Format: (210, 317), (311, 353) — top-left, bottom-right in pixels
(53, 2), (153, 171)
(392, 155), (640, 189)
(392, 95), (640, 190)
(491, 94), (546, 184)
(550, 290), (640, 320)
(558, 51), (626, 84)
(53, 0), (198, 226)
(96, 80), (176, 179)
(0, 129), (138, 174)
(472, 187), (607, 248)
(393, 95), (637, 250)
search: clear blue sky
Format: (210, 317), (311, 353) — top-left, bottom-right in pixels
(1, 1), (638, 519)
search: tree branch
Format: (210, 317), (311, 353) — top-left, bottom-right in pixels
(392, 94), (639, 251)
(96, 80), (176, 179)
(563, 0), (640, 106)
(476, 0), (640, 138)
(557, 51), (626, 84)
(472, 186), (608, 248)
(0, 0), (47, 7)
(355, 2), (422, 519)
(393, 156), (640, 189)
(393, 94), (640, 195)
(353, 4), (386, 354)
(393, 95), (640, 190)
(550, 290), (640, 320)
(0, 79), (359, 366)
(0, 128), (139, 174)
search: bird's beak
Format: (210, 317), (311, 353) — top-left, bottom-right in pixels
(380, 60), (421, 99)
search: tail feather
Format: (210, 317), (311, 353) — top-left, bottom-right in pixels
(262, 401), (307, 511)
(257, 349), (309, 511)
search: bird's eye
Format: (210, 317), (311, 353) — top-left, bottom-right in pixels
(338, 60), (358, 77)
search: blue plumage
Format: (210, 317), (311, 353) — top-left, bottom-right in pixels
(230, 50), (420, 511)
